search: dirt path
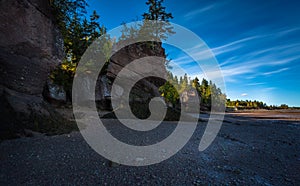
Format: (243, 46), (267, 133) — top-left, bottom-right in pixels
(0, 114), (299, 185)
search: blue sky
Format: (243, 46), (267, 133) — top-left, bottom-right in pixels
(87, 0), (300, 106)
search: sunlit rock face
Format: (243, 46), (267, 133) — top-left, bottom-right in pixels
(0, 0), (66, 139)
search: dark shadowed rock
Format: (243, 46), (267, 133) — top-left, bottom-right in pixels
(0, 0), (71, 138)
(0, 0), (63, 94)
(107, 42), (166, 82)
(106, 42), (167, 105)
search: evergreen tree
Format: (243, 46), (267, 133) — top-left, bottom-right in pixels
(141, 0), (175, 41)
(159, 72), (227, 110)
(159, 81), (179, 108)
(174, 76), (178, 85)
(192, 77), (200, 90)
(179, 73), (189, 93)
(50, 0), (107, 100)
(51, 0), (106, 64)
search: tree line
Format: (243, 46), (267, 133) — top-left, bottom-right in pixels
(226, 99), (266, 109)
(226, 99), (293, 110)
(159, 72), (227, 109)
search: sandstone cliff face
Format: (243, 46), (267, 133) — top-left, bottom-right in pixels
(91, 41), (169, 119)
(0, 0), (67, 139)
(107, 42), (167, 101)
(0, 0), (63, 94)
(75, 42), (168, 111)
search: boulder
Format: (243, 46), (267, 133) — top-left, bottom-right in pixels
(43, 80), (67, 105)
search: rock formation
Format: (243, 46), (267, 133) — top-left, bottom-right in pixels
(0, 0), (170, 138)
(97, 41), (168, 118)
(73, 41), (168, 113)
(106, 42), (167, 102)
(0, 0), (71, 139)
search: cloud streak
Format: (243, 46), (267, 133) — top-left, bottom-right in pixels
(168, 26), (300, 85)
(247, 82), (265, 86)
(173, 35), (262, 66)
(263, 68), (289, 75)
(184, 4), (218, 20)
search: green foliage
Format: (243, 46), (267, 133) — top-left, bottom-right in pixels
(159, 81), (179, 107)
(179, 73), (189, 93)
(226, 101), (291, 110)
(50, 0), (176, 104)
(280, 104), (289, 109)
(226, 99), (267, 109)
(142, 0), (175, 41)
(50, 0), (107, 99)
(49, 60), (76, 99)
(119, 22), (140, 41)
(118, 0), (174, 43)
(51, 0), (106, 64)
(159, 72), (226, 110)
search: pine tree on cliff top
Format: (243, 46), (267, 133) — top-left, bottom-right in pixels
(141, 0), (175, 41)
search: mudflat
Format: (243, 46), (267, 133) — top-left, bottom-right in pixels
(0, 110), (299, 185)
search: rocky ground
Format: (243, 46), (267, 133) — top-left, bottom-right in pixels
(0, 111), (299, 185)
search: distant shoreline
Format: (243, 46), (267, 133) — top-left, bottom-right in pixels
(226, 109), (300, 121)
(229, 108), (300, 112)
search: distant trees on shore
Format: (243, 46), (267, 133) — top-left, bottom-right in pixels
(159, 72), (295, 111)
(159, 72), (226, 109)
(226, 99), (293, 110)
(226, 99), (266, 109)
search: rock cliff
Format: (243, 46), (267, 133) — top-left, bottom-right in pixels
(0, 0), (170, 138)
(0, 0), (71, 139)
(101, 41), (168, 117)
(107, 41), (167, 98)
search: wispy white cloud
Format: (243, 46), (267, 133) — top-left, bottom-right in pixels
(245, 43), (300, 58)
(247, 82), (265, 86)
(267, 56), (300, 66)
(173, 35), (262, 66)
(184, 4), (217, 20)
(275, 27), (300, 37)
(173, 53), (298, 83)
(245, 76), (256, 80)
(243, 26), (300, 40)
(213, 36), (261, 53)
(263, 67), (289, 75)
(262, 87), (277, 92)
(241, 93), (248, 97)
(169, 27), (300, 83)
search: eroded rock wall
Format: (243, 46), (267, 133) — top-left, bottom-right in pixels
(107, 42), (167, 100)
(0, 0), (68, 139)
